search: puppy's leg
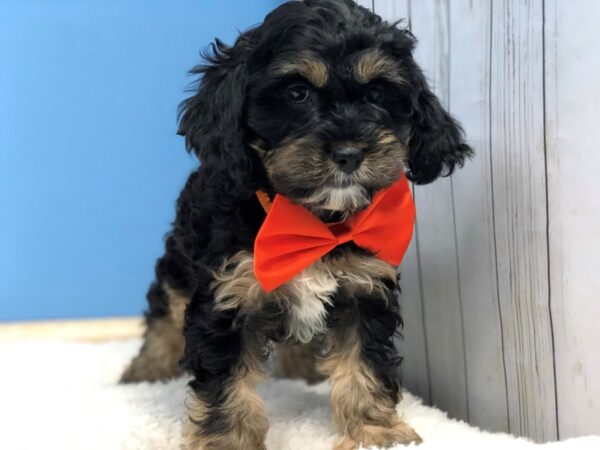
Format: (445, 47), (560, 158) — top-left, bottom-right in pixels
(182, 255), (277, 450)
(121, 281), (189, 383)
(320, 290), (422, 450)
(182, 307), (270, 450)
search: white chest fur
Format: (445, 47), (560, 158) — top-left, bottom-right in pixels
(282, 265), (338, 343)
(212, 250), (397, 343)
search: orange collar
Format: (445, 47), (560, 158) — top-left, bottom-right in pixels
(253, 177), (415, 292)
(256, 190), (273, 213)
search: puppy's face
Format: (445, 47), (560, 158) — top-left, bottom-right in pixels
(178, 0), (472, 213)
(247, 48), (411, 218)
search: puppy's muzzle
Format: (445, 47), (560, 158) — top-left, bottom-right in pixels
(331, 144), (364, 174)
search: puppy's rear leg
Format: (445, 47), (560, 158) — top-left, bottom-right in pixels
(121, 281), (189, 383)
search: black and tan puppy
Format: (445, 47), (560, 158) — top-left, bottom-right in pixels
(122, 1), (471, 449)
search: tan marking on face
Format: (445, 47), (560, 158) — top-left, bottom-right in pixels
(256, 130), (408, 216)
(183, 336), (269, 449)
(259, 136), (372, 215)
(259, 135), (338, 211)
(278, 54), (329, 88)
(260, 136), (323, 178)
(378, 132), (400, 146)
(354, 48), (404, 84)
(350, 130), (408, 192)
(120, 284), (189, 383)
(318, 327), (422, 449)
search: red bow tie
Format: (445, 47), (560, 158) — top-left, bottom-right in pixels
(253, 176), (416, 292)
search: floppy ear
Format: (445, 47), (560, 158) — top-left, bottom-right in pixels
(406, 74), (473, 185)
(178, 36), (261, 194)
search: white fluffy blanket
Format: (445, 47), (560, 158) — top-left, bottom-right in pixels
(0, 339), (597, 450)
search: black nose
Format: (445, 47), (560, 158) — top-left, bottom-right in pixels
(331, 146), (364, 173)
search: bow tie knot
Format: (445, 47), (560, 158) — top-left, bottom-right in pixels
(327, 223), (353, 243)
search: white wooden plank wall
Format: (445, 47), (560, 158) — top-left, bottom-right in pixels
(409, 0), (471, 424)
(356, 0), (600, 441)
(448, 0), (509, 434)
(545, 0), (600, 439)
(489, 0), (557, 441)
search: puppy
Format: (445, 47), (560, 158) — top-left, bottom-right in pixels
(122, 1), (472, 449)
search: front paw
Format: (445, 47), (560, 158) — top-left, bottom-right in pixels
(334, 421), (422, 450)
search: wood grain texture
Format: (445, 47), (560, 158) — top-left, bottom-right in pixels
(489, 0), (557, 441)
(545, 0), (600, 438)
(408, 0), (470, 423)
(447, 0), (509, 433)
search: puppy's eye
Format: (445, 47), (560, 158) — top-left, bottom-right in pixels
(365, 85), (385, 104)
(288, 84), (311, 103)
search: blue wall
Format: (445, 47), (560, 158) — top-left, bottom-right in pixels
(0, 0), (284, 321)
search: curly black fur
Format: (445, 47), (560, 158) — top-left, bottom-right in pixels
(132, 0), (472, 446)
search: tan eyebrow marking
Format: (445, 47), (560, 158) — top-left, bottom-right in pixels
(276, 54), (329, 88)
(354, 48), (405, 84)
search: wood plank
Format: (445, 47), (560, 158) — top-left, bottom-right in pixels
(0, 317), (144, 342)
(372, 0), (432, 405)
(409, 0), (469, 422)
(545, 0), (600, 439)
(489, 0), (557, 441)
(447, 0), (509, 433)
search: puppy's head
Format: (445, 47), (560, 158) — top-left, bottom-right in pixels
(179, 0), (472, 218)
